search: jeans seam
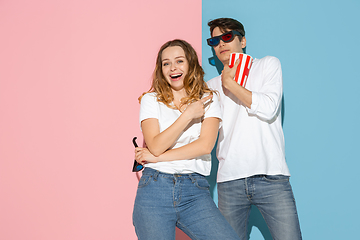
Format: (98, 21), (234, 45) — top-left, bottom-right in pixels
(245, 178), (252, 201)
(138, 175), (151, 188)
(257, 209), (274, 240)
(188, 174), (196, 183)
(244, 206), (251, 240)
(153, 170), (159, 181)
(263, 175), (289, 182)
(189, 175), (209, 190)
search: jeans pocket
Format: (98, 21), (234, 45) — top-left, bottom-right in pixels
(194, 177), (210, 190)
(264, 175), (289, 182)
(138, 175), (152, 188)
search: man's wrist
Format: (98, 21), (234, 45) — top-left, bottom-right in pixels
(222, 76), (237, 89)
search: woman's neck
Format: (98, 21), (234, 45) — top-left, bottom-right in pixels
(172, 89), (187, 112)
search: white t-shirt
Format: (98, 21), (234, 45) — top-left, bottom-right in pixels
(207, 56), (290, 182)
(139, 92), (222, 176)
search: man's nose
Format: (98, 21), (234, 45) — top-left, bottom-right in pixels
(219, 39), (226, 46)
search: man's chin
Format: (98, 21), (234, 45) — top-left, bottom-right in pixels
(220, 58), (229, 66)
(219, 55), (230, 65)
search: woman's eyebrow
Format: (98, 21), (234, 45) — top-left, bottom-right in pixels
(161, 56), (185, 62)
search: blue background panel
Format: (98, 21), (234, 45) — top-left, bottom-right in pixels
(202, 0), (360, 239)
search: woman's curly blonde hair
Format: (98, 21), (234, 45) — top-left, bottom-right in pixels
(139, 39), (214, 109)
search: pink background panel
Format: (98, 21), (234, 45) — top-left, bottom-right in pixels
(0, 0), (201, 239)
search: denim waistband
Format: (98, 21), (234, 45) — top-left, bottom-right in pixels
(142, 167), (205, 179)
(249, 174), (267, 178)
(246, 174), (288, 179)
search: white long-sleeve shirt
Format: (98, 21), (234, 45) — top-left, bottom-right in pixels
(207, 56), (290, 183)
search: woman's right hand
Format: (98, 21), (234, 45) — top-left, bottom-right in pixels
(135, 147), (159, 164)
(183, 94), (213, 119)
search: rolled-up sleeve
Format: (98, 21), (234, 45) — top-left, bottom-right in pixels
(247, 56), (283, 121)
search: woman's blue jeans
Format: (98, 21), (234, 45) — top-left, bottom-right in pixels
(217, 175), (302, 240)
(133, 168), (240, 240)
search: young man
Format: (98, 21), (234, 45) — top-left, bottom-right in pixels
(206, 18), (302, 240)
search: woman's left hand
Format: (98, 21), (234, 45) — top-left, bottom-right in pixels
(135, 147), (159, 164)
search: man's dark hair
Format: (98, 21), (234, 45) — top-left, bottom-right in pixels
(208, 18), (245, 37)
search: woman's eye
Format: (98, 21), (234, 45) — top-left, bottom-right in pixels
(177, 60), (183, 63)
(163, 63), (169, 66)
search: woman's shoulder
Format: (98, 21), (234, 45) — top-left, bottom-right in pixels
(203, 91), (220, 102)
(144, 92), (157, 97)
(141, 92), (157, 103)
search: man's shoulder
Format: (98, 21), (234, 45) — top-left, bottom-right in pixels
(206, 75), (221, 89)
(254, 55), (281, 67)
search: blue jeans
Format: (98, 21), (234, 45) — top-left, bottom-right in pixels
(217, 175), (302, 240)
(133, 168), (240, 240)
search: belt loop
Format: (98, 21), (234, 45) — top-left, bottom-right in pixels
(188, 173), (195, 183)
(153, 170), (159, 181)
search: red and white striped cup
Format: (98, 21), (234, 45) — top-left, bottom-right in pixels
(229, 53), (253, 87)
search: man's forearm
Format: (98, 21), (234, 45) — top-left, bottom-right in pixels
(222, 76), (252, 108)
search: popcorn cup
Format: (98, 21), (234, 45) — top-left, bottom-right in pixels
(229, 53), (253, 87)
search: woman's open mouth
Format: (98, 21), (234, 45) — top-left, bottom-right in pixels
(170, 73), (183, 81)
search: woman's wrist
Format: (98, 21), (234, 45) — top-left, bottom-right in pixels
(180, 109), (194, 122)
(155, 154), (164, 163)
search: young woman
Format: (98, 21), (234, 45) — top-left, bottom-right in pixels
(132, 39), (240, 240)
